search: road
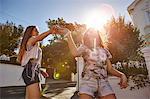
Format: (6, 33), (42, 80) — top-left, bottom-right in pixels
(0, 80), (76, 99)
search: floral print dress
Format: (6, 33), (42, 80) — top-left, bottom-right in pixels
(77, 44), (112, 80)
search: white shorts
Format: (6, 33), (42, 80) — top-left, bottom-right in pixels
(79, 76), (115, 97)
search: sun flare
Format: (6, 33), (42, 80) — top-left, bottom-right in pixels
(83, 4), (116, 31)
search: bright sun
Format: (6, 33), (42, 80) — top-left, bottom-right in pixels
(83, 4), (116, 31)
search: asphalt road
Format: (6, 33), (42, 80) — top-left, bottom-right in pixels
(0, 80), (76, 99)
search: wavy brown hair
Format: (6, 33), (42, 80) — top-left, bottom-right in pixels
(83, 28), (104, 49)
(17, 26), (36, 63)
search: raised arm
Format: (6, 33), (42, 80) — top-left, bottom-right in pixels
(28, 25), (58, 46)
(65, 30), (79, 57)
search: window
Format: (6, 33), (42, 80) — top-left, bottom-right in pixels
(146, 10), (150, 23)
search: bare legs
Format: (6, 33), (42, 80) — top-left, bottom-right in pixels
(100, 94), (116, 99)
(25, 83), (41, 99)
(80, 93), (93, 99)
(80, 93), (116, 99)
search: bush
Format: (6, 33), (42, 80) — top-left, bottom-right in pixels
(118, 66), (150, 90)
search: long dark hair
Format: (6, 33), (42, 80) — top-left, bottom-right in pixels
(17, 26), (36, 63)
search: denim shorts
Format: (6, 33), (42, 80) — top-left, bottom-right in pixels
(22, 61), (40, 86)
(79, 76), (115, 97)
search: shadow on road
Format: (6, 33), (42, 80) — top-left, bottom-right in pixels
(0, 86), (25, 99)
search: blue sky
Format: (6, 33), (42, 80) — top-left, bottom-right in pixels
(0, 0), (134, 45)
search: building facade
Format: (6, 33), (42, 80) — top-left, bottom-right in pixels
(128, 0), (150, 78)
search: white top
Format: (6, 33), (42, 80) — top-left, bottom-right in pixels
(21, 43), (42, 66)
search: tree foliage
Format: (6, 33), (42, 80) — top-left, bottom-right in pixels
(42, 41), (76, 79)
(105, 16), (149, 90)
(46, 18), (85, 45)
(42, 18), (86, 79)
(105, 16), (144, 63)
(0, 21), (24, 56)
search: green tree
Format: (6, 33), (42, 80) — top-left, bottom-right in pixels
(105, 16), (144, 63)
(42, 18), (86, 80)
(46, 18), (76, 44)
(42, 41), (76, 80)
(0, 22), (24, 56)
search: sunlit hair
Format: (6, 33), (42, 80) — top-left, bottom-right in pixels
(17, 26), (36, 63)
(83, 28), (104, 48)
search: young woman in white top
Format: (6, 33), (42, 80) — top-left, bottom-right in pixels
(17, 25), (59, 99)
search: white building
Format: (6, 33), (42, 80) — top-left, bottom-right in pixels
(128, 0), (150, 78)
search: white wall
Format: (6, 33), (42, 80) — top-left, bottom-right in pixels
(0, 63), (46, 87)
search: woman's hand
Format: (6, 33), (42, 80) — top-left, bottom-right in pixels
(40, 70), (49, 78)
(50, 25), (71, 35)
(49, 25), (60, 34)
(57, 27), (71, 36)
(118, 74), (128, 89)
